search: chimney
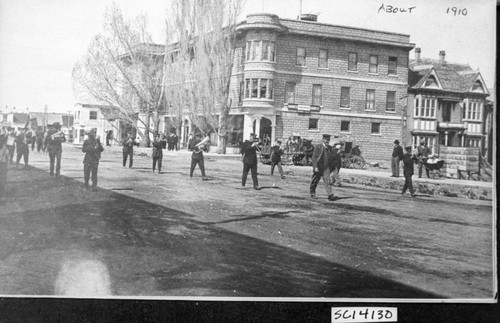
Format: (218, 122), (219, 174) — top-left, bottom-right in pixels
(439, 50), (446, 64)
(415, 47), (421, 62)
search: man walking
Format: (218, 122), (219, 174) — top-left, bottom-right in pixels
(241, 133), (260, 190)
(188, 133), (208, 180)
(310, 134), (336, 201)
(122, 133), (139, 168)
(330, 143), (342, 187)
(152, 133), (167, 173)
(15, 127), (30, 168)
(417, 139), (431, 178)
(82, 129), (104, 191)
(44, 122), (66, 177)
(402, 145), (417, 197)
(391, 139), (404, 177)
(270, 140), (285, 179)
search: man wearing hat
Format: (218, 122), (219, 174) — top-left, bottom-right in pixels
(417, 139), (431, 178)
(121, 132), (139, 168)
(391, 139), (404, 177)
(82, 129), (104, 191)
(402, 145), (417, 196)
(310, 134), (336, 201)
(241, 133), (260, 189)
(188, 133), (208, 180)
(44, 122), (66, 177)
(15, 127), (30, 168)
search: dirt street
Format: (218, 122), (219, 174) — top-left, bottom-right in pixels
(0, 144), (494, 299)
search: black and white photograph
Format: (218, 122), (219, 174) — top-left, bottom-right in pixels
(0, 0), (497, 320)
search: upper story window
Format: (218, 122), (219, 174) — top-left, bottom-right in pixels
(285, 82), (296, 104)
(318, 49), (328, 68)
(348, 52), (358, 71)
(463, 101), (482, 121)
(386, 91), (396, 112)
(312, 84), (322, 106)
(388, 56), (398, 75)
(244, 78), (273, 100)
(366, 89), (375, 110)
(369, 55), (378, 73)
(240, 46), (245, 65)
(89, 111), (98, 120)
(414, 96), (436, 118)
(259, 41), (276, 61)
(297, 47), (306, 66)
(371, 122), (381, 134)
(424, 75), (439, 87)
(340, 87), (350, 108)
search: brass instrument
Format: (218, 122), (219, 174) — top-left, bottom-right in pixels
(193, 136), (210, 153)
(51, 131), (64, 139)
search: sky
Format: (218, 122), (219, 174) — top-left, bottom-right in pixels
(0, 0), (496, 113)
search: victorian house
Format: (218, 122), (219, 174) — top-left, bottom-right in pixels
(407, 48), (490, 178)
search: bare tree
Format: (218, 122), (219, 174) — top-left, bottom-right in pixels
(72, 3), (166, 147)
(165, 0), (244, 153)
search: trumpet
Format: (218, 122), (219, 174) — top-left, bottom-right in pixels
(194, 137), (210, 153)
(51, 131), (64, 139)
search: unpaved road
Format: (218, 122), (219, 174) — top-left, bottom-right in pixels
(0, 144), (494, 299)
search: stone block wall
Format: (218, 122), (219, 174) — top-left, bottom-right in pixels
(439, 146), (480, 178)
(278, 111), (402, 163)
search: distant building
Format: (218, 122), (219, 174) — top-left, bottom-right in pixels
(407, 48), (490, 178)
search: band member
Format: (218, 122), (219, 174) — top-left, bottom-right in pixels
(152, 133), (167, 173)
(15, 128), (30, 168)
(402, 145), (417, 197)
(188, 133), (208, 180)
(270, 140), (285, 179)
(122, 133), (139, 168)
(44, 122), (66, 177)
(310, 134), (336, 201)
(82, 129), (104, 191)
(36, 131), (44, 152)
(241, 133), (260, 190)
(5, 127), (16, 164)
(0, 139), (9, 201)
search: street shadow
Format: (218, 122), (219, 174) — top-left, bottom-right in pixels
(1, 167), (445, 299)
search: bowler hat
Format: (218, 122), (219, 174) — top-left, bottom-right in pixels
(394, 139), (400, 145)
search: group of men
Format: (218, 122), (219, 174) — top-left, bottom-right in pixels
(392, 138), (433, 196)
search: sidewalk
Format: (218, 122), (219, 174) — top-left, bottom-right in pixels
(90, 143), (494, 200)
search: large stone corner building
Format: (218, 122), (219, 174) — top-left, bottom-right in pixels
(228, 13), (415, 161)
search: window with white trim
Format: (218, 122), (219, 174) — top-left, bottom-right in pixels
(340, 87), (350, 108)
(366, 89), (375, 110)
(244, 78), (273, 99)
(297, 47), (306, 66)
(414, 97), (436, 118)
(319, 49), (328, 68)
(348, 52), (357, 71)
(285, 82), (296, 104)
(369, 55), (378, 73)
(89, 111), (98, 120)
(388, 56), (397, 75)
(386, 91), (396, 112)
(463, 101), (482, 121)
(312, 84), (322, 106)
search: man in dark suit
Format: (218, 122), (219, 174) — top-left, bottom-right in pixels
(188, 133), (208, 180)
(121, 133), (139, 168)
(82, 129), (104, 191)
(310, 134), (336, 201)
(241, 133), (260, 190)
(402, 145), (417, 197)
(391, 139), (404, 177)
(44, 122), (66, 177)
